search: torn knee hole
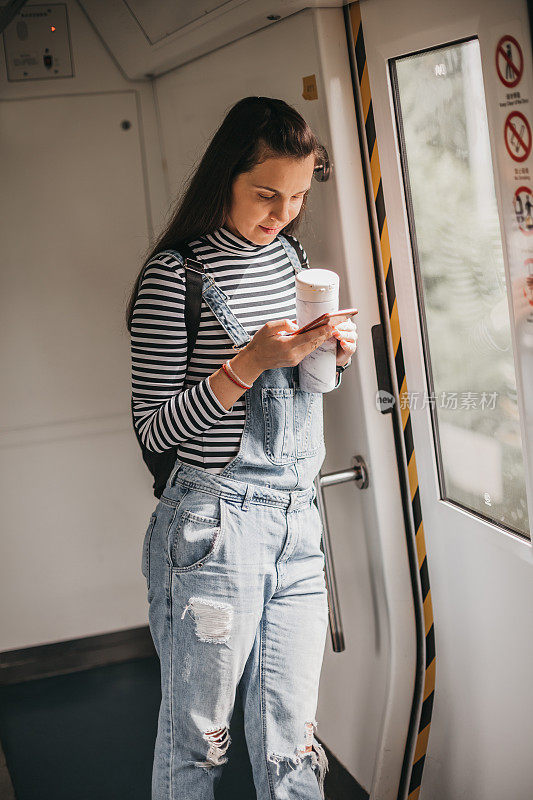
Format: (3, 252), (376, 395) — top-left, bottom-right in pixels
(194, 724), (231, 771)
(205, 726), (228, 745)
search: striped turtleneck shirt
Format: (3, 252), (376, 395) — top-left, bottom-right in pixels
(130, 226), (328, 473)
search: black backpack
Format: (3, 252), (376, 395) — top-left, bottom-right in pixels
(131, 234), (307, 498)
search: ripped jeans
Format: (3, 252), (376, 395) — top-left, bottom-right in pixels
(142, 463), (330, 800)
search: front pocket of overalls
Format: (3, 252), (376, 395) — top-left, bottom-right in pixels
(294, 390), (323, 458)
(262, 387), (297, 465)
(141, 512), (157, 590)
(168, 492), (223, 572)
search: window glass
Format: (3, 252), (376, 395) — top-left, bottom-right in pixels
(391, 39), (530, 537)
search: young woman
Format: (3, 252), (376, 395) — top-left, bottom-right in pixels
(126, 96), (357, 800)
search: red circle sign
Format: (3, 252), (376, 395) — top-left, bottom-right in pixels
(514, 186), (533, 236)
(525, 259), (533, 306)
(496, 35), (524, 88)
(505, 112), (531, 162)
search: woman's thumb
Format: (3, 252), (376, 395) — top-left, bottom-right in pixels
(272, 318), (299, 333)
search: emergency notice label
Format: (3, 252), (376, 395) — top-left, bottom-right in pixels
(490, 18), (533, 500)
(492, 20), (533, 280)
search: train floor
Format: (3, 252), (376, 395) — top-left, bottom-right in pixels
(0, 657), (161, 800)
(0, 656), (368, 800)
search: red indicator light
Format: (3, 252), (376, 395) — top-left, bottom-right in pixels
(50, 26), (56, 32)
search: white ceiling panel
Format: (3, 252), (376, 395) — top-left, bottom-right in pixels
(79, 0), (346, 79)
(124, 0), (243, 45)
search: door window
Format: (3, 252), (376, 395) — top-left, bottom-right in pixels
(390, 39), (530, 537)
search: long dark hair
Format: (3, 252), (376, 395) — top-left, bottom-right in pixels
(125, 96), (323, 332)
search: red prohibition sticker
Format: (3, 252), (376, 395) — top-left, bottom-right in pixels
(514, 186), (533, 235)
(496, 35), (524, 88)
(524, 258), (533, 306)
(505, 111), (532, 162)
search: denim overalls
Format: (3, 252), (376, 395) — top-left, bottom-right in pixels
(141, 236), (330, 800)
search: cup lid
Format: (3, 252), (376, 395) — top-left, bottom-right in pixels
(296, 269), (339, 301)
(296, 268), (339, 289)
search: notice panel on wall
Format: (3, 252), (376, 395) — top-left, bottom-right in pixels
(3, 4), (73, 81)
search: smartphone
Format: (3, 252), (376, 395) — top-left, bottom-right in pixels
(290, 307), (358, 336)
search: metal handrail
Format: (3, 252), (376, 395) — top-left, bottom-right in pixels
(314, 456), (369, 652)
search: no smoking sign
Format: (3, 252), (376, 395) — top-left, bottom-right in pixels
(504, 111), (532, 162)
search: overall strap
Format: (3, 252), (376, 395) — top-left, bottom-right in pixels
(277, 233), (308, 272)
(159, 247), (252, 353)
(203, 280), (252, 351)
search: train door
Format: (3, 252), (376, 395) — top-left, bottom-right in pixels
(354, 0), (533, 798)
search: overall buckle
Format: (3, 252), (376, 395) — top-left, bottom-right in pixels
(183, 258), (205, 275)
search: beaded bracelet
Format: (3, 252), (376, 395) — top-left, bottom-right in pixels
(221, 360), (253, 390)
(221, 363), (243, 388)
(225, 359), (253, 388)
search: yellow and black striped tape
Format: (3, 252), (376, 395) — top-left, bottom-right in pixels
(346, 5), (436, 798)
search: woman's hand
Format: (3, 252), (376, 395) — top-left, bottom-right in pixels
(244, 318), (339, 372)
(332, 319), (358, 367)
(212, 317), (346, 411)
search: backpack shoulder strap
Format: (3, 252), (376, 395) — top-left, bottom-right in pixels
(131, 244), (205, 499)
(158, 243), (205, 367)
(178, 242), (205, 367)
